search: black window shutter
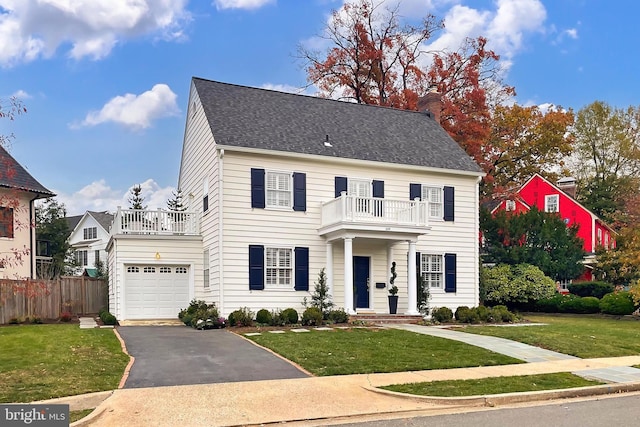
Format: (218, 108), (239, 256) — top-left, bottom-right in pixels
(372, 180), (384, 198)
(251, 168), (265, 209)
(444, 253), (456, 293)
(248, 245), (264, 290)
(335, 176), (347, 198)
(293, 172), (306, 212)
(415, 251), (421, 274)
(410, 183), (422, 200)
(444, 186), (455, 221)
(203, 195), (209, 212)
(294, 247), (309, 291)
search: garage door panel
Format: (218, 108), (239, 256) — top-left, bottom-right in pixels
(125, 265), (190, 319)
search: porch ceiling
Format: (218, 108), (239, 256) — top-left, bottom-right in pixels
(319, 223), (430, 243)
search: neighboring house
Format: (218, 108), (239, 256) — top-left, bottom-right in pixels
(67, 211), (113, 276)
(107, 78), (484, 320)
(0, 145), (54, 279)
(491, 173), (616, 284)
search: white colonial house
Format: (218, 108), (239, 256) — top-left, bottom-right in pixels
(107, 78), (484, 320)
(67, 211), (113, 276)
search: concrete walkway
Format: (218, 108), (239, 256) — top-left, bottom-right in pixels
(390, 324), (640, 384)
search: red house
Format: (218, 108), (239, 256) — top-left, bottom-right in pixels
(492, 174), (616, 284)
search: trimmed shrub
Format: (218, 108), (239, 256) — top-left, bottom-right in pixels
(327, 308), (349, 324)
(101, 312), (117, 326)
(561, 295), (600, 314)
(491, 305), (516, 322)
(301, 307), (323, 326)
(576, 296), (601, 314)
(568, 281), (614, 299)
(535, 294), (566, 313)
(228, 307), (254, 327)
(255, 309), (272, 325)
(431, 307), (453, 323)
(483, 263), (556, 310)
(455, 306), (480, 323)
(475, 305), (493, 323)
(600, 292), (635, 315)
(281, 308), (299, 325)
(178, 299), (220, 329)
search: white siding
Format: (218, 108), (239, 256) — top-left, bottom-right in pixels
(177, 83), (217, 305)
(218, 150), (480, 316)
(67, 213), (111, 274)
(108, 235), (203, 320)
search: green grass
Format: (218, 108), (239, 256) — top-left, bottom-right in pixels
(247, 328), (521, 375)
(463, 314), (640, 358)
(382, 372), (604, 397)
(0, 324), (129, 403)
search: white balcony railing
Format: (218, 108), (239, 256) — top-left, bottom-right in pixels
(111, 207), (200, 235)
(321, 193), (428, 228)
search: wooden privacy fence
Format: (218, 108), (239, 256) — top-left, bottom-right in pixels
(0, 276), (108, 323)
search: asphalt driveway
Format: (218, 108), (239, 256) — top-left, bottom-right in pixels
(117, 326), (309, 388)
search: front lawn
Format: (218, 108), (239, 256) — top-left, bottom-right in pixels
(382, 372), (603, 397)
(246, 328), (521, 375)
(0, 324), (129, 403)
(463, 314), (640, 358)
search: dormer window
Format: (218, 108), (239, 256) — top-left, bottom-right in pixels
(83, 227), (97, 240)
(545, 194), (559, 213)
(505, 200), (516, 212)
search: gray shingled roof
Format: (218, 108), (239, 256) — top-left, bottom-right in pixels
(89, 211), (114, 233)
(193, 78), (482, 173)
(0, 145), (54, 198)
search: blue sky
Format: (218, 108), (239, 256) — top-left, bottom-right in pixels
(0, 0), (637, 215)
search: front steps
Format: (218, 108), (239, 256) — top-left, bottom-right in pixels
(350, 313), (423, 324)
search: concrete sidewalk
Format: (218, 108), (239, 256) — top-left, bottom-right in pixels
(72, 324), (640, 426)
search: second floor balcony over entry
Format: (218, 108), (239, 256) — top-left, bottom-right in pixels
(319, 193), (430, 240)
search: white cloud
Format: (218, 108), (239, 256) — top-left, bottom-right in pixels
(76, 84), (180, 130)
(55, 178), (176, 216)
(486, 0), (546, 59)
(214, 0), (275, 10)
(564, 28), (578, 39)
(10, 89), (31, 99)
(0, 0), (190, 66)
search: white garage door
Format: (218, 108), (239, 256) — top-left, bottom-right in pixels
(124, 265), (190, 319)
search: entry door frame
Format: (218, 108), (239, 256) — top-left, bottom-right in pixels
(353, 256), (370, 309)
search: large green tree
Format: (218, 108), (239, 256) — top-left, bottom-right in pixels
(570, 101), (640, 223)
(35, 198), (71, 278)
(481, 207), (586, 282)
(128, 184), (146, 210)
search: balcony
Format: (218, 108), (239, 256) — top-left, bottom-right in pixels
(111, 207), (200, 236)
(319, 194), (430, 240)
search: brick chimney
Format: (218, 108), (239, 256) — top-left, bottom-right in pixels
(557, 177), (577, 199)
(417, 91), (442, 123)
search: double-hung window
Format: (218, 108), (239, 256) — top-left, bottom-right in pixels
(545, 194), (559, 213)
(0, 207), (14, 238)
(75, 250), (88, 266)
(83, 227), (97, 240)
(505, 200), (516, 212)
(265, 247), (292, 287)
(421, 254), (443, 289)
(422, 186), (443, 219)
(266, 171), (292, 209)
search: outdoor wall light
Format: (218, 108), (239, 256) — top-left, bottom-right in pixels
(155, 252), (161, 260)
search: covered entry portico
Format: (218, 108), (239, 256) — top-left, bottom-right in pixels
(319, 194), (430, 315)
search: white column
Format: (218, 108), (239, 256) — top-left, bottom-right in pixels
(406, 240), (419, 315)
(344, 237), (355, 314)
(326, 242), (333, 299)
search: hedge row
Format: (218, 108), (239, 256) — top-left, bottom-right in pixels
(535, 291), (635, 315)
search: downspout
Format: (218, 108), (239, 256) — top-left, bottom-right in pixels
(475, 175), (481, 307)
(29, 194), (40, 279)
(218, 148), (225, 314)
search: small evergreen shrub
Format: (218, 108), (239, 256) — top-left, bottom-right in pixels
(535, 294), (566, 312)
(431, 307), (453, 323)
(281, 308), (299, 325)
(301, 307), (323, 326)
(491, 305), (516, 322)
(228, 307), (254, 327)
(561, 295), (600, 314)
(327, 308), (349, 324)
(455, 306), (471, 321)
(568, 281), (614, 299)
(455, 306), (480, 324)
(475, 305), (493, 323)
(255, 309), (272, 325)
(101, 312), (117, 326)
(600, 292), (635, 315)
(178, 299), (220, 329)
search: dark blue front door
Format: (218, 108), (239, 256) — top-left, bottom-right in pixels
(353, 256), (370, 309)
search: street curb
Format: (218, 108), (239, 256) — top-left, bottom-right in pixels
(31, 390), (113, 411)
(364, 381), (640, 406)
(70, 404), (108, 427)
